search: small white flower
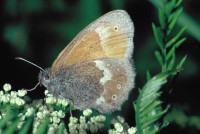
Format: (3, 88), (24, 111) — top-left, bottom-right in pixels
(90, 117), (96, 123)
(37, 112), (44, 120)
(1, 113), (6, 118)
(79, 123), (88, 130)
(117, 116), (125, 123)
(15, 98), (25, 106)
(96, 115), (106, 122)
(33, 121), (40, 133)
(48, 126), (55, 134)
(52, 117), (60, 124)
(2, 95), (10, 103)
(38, 105), (46, 111)
(10, 99), (16, 105)
(10, 91), (17, 97)
(114, 123), (123, 133)
(17, 121), (23, 129)
(57, 110), (65, 118)
(108, 129), (118, 134)
(90, 125), (98, 133)
(56, 99), (62, 105)
(45, 97), (56, 104)
(21, 116), (26, 121)
(79, 116), (86, 124)
(68, 122), (74, 127)
(25, 108), (35, 117)
(17, 90), (27, 97)
(49, 117), (53, 123)
(51, 111), (58, 117)
(128, 127), (137, 134)
(0, 91), (4, 95)
(70, 117), (78, 124)
(44, 90), (49, 95)
(3, 83), (11, 92)
(69, 124), (78, 134)
(69, 127), (78, 134)
(61, 99), (69, 107)
(83, 109), (92, 116)
(43, 110), (50, 116)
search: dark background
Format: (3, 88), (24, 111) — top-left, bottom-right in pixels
(0, 0), (200, 133)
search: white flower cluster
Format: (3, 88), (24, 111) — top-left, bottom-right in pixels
(17, 107), (35, 129)
(44, 90), (69, 108)
(109, 125), (137, 134)
(109, 116), (137, 134)
(68, 109), (106, 134)
(0, 83), (27, 107)
(32, 104), (67, 134)
(0, 84), (68, 133)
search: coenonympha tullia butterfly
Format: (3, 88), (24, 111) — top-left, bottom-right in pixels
(17, 10), (135, 113)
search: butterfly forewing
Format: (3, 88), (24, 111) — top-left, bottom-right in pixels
(50, 10), (134, 75)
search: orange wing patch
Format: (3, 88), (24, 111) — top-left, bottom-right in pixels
(50, 10), (134, 75)
(65, 24), (128, 64)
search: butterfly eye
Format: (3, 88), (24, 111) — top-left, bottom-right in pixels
(44, 74), (50, 81)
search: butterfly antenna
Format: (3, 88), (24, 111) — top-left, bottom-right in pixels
(26, 82), (40, 91)
(15, 57), (44, 71)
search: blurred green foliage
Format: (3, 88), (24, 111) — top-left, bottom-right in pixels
(165, 106), (200, 130)
(4, 24), (28, 53)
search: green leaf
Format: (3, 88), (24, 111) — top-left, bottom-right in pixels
(155, 50), (163, 65)
(158, 8), (166, 29)
(146, 70), (152, 81)
(160, 120), (170, 129)
(167, 53), (176, 70)
(134, 72), (172, 134)
(142, 109), (168, 129)
(57, 122), (65, 134)
(0, 110), (16, 129)
(152, 23), (164, 50)
(166, 26), (186, 48)
(140, 100), (162, 117)
(150, 0), (200, 42)
(177, 55), (187, 69)
(134, 103), (143, 134)
(175, 0), (183, 8)
(34, 119), (50, 134)
(166, 46), (175, 61)
(140, 93), (161, 113)
(18, 116), (34, 134)
(2, 118), (19, 134)
(174, 37), (186, 48)
(167, 7), (183, 35)
(165, 0), (176, 15)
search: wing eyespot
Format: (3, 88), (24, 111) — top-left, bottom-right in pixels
(112, 94), (117, 100)
(114, 26), (118, 31)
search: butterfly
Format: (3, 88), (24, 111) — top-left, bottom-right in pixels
(17, 10), (135, 114)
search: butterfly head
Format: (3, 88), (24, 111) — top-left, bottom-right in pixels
(39, 69), (50, 88)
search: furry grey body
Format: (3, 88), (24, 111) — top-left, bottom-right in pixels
(40, 60), (104, 110)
